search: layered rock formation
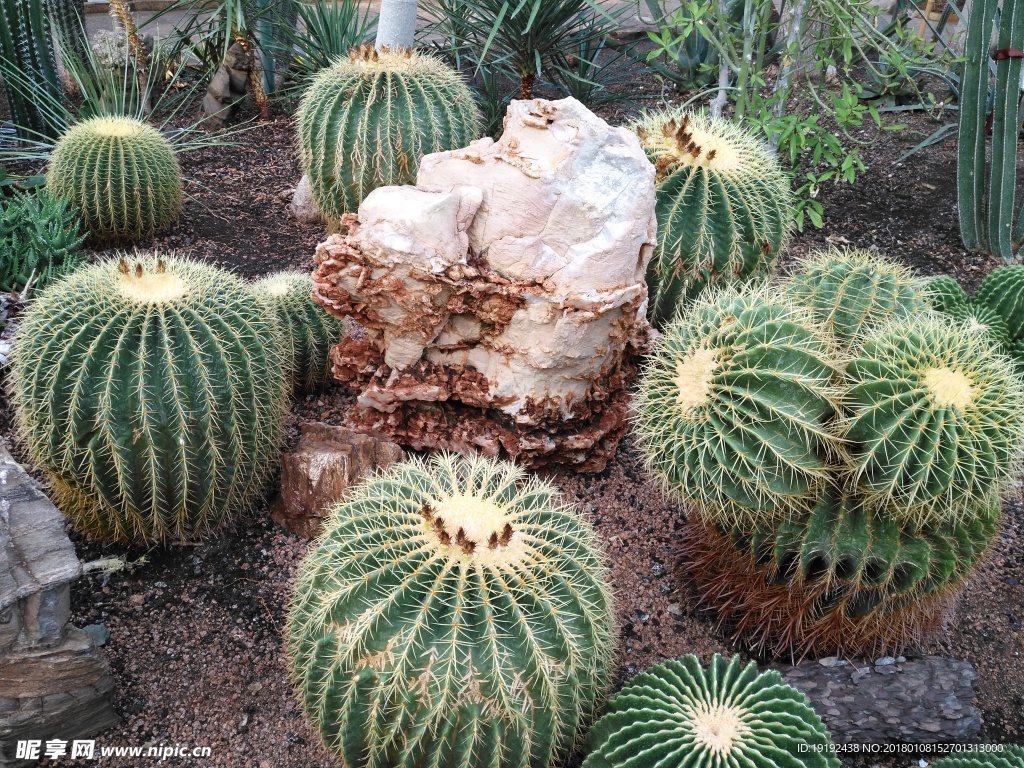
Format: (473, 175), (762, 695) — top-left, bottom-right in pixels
(312, 97), (656, 471)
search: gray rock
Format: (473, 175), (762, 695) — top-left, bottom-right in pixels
(81, 624), (109, 647)
(287, 174), (324, 224)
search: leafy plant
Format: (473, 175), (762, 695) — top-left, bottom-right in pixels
(11, 254), (287, 544)
(631, 109), (792, 327)
(0, 189), (84, 294)
(582, 654), (839, 768)
(252, 271), (347, 393)
(420, 0), (623, 99)
(297, 46), (481, 220)
(288, 452), (615, 767)
(271, 0), (376, 89)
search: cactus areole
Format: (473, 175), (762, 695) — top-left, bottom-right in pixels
(287, 453), (615, 768)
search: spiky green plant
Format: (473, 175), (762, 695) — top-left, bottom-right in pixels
(973, 264), (1024, 343)
(949, 301), (1012, 350)
(297, 45), (481, 221)
(844, 314), (1024, 527)
(787, 249), (928, 342)
(12, 254), (287, 544)
(582, 654), (838, 768)
(288, 453), (615, 768)
(683, 484), (999, 659)
(0, 0), (64, 140)
(631, 109), (791, 328)
(924, 274), (969, 315)
(932, 746), (1024, 768)
(0, 189), (84, 295)
(252, 271), (346, 392)
(633, 285), (840, 529)
(46, 115), (183, 243)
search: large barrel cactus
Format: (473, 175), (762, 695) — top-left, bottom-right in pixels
(12, 254), (287, 543)
(297, 45), (481, 221)
(787, 248), (927, 342)
(288, 453), (615, 768)
(633, 285), (839, 529)
(844, 315), (1024, 526)
(252, 271), (346, 393)
(582, 654), (838, 768)
(932, 746), (1024, 768)
(46, 116), (183, 243)
(682, 484), (999, 658)
(631, 109), (791, 328)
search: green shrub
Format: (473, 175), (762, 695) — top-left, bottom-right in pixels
(633, 285), (839, 529)
(252, 271), (346, 392)
(297, 46), (480, 221)
(787, 248), (927, 342)
(631, 109), (791, 328)
(46, 115), (183, 243)
(12, 254), (287, 543)
(0, 190), (84, 294)
(582, 654), (838, 768)
(288, 453), (615, 768)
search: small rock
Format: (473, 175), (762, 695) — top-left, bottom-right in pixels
(247, 681), (264, 694)
(130, 594), (145, 607)
(634, 610), (650, 623)
(237, 712), (249, 733)
(82, 623), (110, 647)
(818, 656), (846, 668)
(667, 602), (682, 616)
(875, 656), (896, 666)
(650, 561), (666, 577)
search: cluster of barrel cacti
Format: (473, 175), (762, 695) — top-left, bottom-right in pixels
(635, 248), (1024, 658)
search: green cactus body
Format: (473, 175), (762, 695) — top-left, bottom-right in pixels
(787, 249), (928, 342)
(288, 453), (615, 768)
(46, 116), (183, 243)
(682, 484), (998, 658)
(582, 654), (838, 768)
(253, 271), (346, 392)
(932, 746), (1024, 768)
(973, 265), (1024, 342)
(633, 286), (839, 529)
(12, 254), (287, 543)
(950, 301), (1012, 350)
(297, 46), (481, 221)
(631, 110), (791, 328)
(924, 274), (969, 315)
(844, 315), (1024, 527)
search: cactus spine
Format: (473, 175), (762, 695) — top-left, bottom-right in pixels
(631, 109), (791, 327)
(46, 116), (183, 243)
(12, 254), (287, 543)
(288, 453), (615, 768)
(582, 654), (839, 768)
(297, 46), (481, 221)
(252, 271), (346, 392)
(786, 248), (928, 342)
(633, 285), (840, 529)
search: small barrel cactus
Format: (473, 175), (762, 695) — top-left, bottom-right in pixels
(252, 271), (346, 392)
(288, 453), (615, 768)
(787, 248), (928, 342)
(12, 254), (287, 543)
(633, 285), (839, 529)
(950, 301), (1012, 349)
(973, 264), (1024, 343)
(931, 746), (1024, 768)
(631, 109), (791, 328)
(297, 45), (481, 221)
(582, 654), (838, 768)
(46, 116), (183, 242)
(682, 484), (999, 658)
(924, 274), (969, 315)
(844, 315), (1024, 527)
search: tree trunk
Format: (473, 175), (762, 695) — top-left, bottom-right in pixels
(375, 0), (418, 49)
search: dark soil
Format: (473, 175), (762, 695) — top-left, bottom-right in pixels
(4, 94), (1022, 767)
